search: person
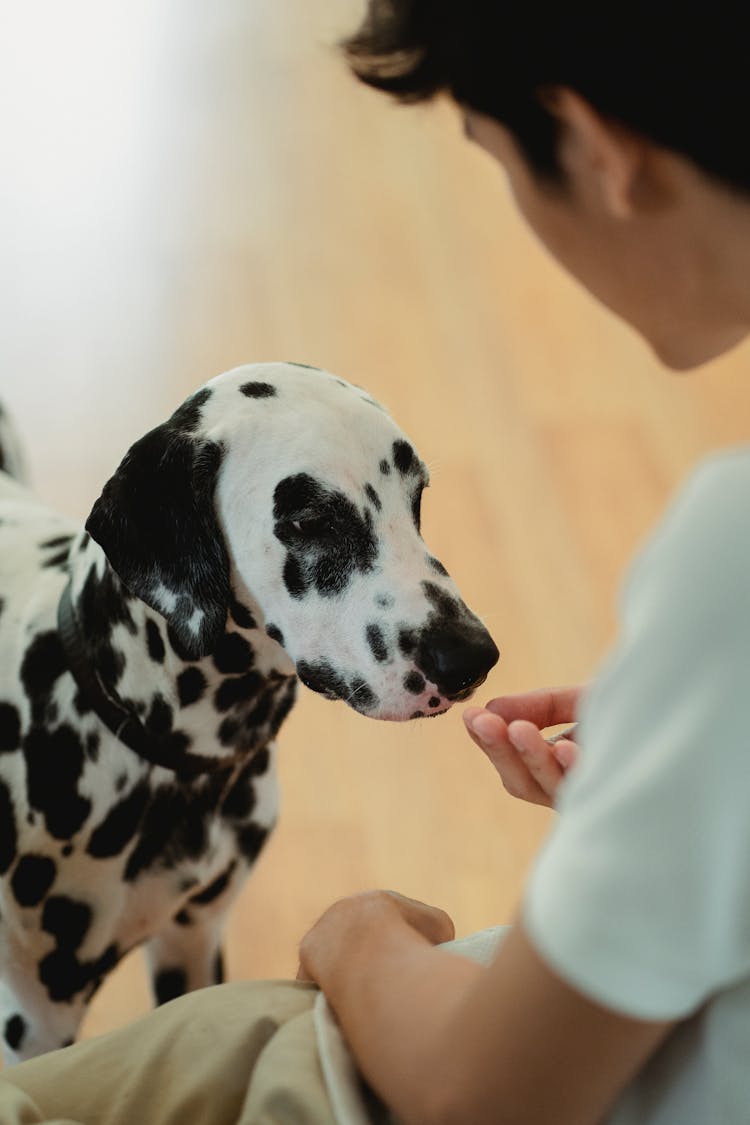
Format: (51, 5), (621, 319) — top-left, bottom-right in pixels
(3, 1), (750, 1122)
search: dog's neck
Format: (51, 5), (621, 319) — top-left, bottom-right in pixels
(64, 531), (297, 775)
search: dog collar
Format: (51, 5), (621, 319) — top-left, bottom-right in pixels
(57, 580), (224, 778)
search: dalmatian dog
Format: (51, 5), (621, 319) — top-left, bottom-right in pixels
(0, 362), (499, 1063)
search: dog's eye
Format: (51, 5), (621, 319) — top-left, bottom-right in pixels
(288, 516), (331, 538)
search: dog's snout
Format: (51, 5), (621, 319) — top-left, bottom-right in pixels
(419, 628), (499, 700)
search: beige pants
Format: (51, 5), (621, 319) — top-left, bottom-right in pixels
(0, 929), (504, 1125)
(0, 980), (378, 1125)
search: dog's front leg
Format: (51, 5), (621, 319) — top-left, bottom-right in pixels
(146, 916), (228, 1007)
(145, 860), (249, 1005)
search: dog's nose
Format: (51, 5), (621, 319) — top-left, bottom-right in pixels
(418, 628), (499, 700)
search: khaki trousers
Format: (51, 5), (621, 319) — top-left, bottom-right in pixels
(0, 981), (355, 1125)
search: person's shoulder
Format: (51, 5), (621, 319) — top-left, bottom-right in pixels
(679, 443), (750, 505)
(622, 444), (750, 625)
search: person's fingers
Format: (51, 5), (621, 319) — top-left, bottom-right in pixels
(385, 891), (456, 944)
(551, 737), (579, 770)
(463, 708), (552, 807)
(484, 685), (584, 730)
(506, 719), (566, 797)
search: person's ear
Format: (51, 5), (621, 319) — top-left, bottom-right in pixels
(541, 87), (647, 218)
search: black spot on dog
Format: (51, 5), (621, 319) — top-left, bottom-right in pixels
(218, 717), (239, 747)
(38, 948), (85, 1002)
(0, 702), (20, 753)
(177, 666), (207, 707)
(272, 680), (297, 730)
(213, 950), (225, 984)
(422, 581), (461, 621)
(96, 642), (125, 688)
(76, 566), (137, 693)
(169, 387), (212, 432)
(62, 844), (73, 857)
(11, 854), (56, 906)
(245, 690), (273, 727)
(0, 780), (17, 875)
(410, 710), (425, 719)
(79, 565), (138, 641)
(297, 660), (348, 701)
(248, 746), (271, 776)
(213, 633), (253, 675)
(24, 725), (91, 839)
(429, 696), (441, 708)
(428, 556), (449, 577)
(214, 671), (263, 713)
(398, 629), (416, 657)
(41, 534), (73, 550)
(379, 459), (391, 475)
(42, 549), (70, 569)
(21, 632), (67, 724)
(42, 895), (92, 950)
(230, 597), (256, 630)
(154, 967), (187, 1005)
(73, 690), (92, 717)
(364, 484), (382, 511)
(145, 695), (173, 737)
(124, 782), (221, 882)
(350, 678), (377, 711)
(4, 1014), (26, 1051)
(39, 942), (118, 1003)
(393, 440), (417, 476)
(265, 623), (284, 646)
(239, 381), (276, 399)
(189, 859), (237, 906)
(221, 766), (257, 820)
(366, 624), (389, 663)
(411, 489), (423, 532)
(274, 473), (378, 599)
(404, 671), (425, 694)
(283, 556), (307, 598)
(146, 619), (166, 664)
(87, 783), (149, 859)
(375, 593), (393, 609)
(235, 823), (269, 864)
(174, 908), (192, 926)
(85, 732), (99, 762)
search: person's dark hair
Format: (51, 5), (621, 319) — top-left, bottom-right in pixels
(342, 1), (749, 193)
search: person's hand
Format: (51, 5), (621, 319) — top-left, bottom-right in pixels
(297, 890), (455, 984)
(463, 686), (584, 808)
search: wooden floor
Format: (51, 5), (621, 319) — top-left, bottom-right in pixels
(2, 0), (750, 1041)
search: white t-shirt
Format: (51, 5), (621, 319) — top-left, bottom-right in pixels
(524, 447), (750, 1124)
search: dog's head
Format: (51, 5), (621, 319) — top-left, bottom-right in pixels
(87, 363), (498, 721)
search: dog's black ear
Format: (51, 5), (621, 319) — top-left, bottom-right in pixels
(86, 418), (230, 661)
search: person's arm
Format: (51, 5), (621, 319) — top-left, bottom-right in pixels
(298, 891), (673, 1125)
